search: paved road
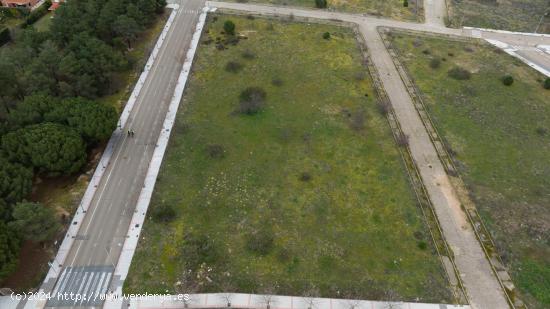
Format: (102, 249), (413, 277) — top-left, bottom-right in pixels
(42, 0), (205, 307)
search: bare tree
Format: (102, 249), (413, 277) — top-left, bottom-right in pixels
(258, 285), (277, 309)
(340, 289), (363, 309)
(174, 270), (200, 308)
(218, 280), (235, 307)
(302, 286), (320, 309)
(383, 289), (402, 309)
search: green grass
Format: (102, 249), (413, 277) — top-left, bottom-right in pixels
(228, 0), (422, 21)
(390, 33), (550, 308)
(448, 0), (550, 33)
(32, 12), (53, 32)
(125, 15), (451, 302)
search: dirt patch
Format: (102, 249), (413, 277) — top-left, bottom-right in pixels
(0, 241), (52, 292)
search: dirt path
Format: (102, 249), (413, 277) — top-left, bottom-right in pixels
(424, 0), (447, 27)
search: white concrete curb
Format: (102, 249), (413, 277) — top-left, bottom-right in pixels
(39, 4), (180, 294)
(464, 26), (550, 38)
(103, 6), (211, 309)
(485, 39), (550, 77)
(127, 293), (470, 309)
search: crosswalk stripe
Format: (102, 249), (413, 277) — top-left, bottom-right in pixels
(56, 267), (73, 296)
(94, 272), (107, 297)
(51, 267), (68, 296)
(74, 272), (89, 305)
(100, 272), (113, 295)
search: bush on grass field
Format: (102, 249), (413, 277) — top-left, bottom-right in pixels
(502, 75), (514, 86)
(236, 87), (266, 115)
(447, 66), (471, 80)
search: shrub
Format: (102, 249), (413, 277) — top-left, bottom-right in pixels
(223, 20), (235, 35)
(447, 66), (471, 80)
(376, 100), (390, 116)
(543, 77), (550, 89)
(206, 144), (225, 158)
(396, 132), (409, 147)
(422, 49), (431, 55)
(271, 78), (283, 87)
(236, 87), (266, 115)
(299, 172), (312, 182)
(322, 32), (331, 40)
(403, 0), (409, 7)
(535, 127), (547, 136)
(429, 58), (441, 69)
(246, 228), (274, 255)
(501, 75), (514, 86)
(182, 233), (221, 269)
(417, 241), (427, 250)
(241, 49), (255, 59)
(151, 204), (176, 222)
(315, 0), (327, 8)
(225, 61), (243, 73)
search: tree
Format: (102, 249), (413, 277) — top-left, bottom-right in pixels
(224, 20), (235, 36)
(0, 221), (20, 280)
(7, 94), (59, 128)
(0, 156), (33, 205)
(315, 0), (327, 8)
(114, 15), (141, 49)
(323, 32), (331, 40)
(46, 98), (117, 144)
(9, 202), (60, 243)
(543, 77), (550, 89)
(1, 123), (86, 176)
(403, 0), (408, 7)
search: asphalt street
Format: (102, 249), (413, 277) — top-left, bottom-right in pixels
(42, 0), (205, 306)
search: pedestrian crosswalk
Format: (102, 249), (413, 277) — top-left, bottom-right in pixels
(46, 266), (114, 307)
(182, 9), (201, 14)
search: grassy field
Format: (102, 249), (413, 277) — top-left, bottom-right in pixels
(125, 15), (452, 303)
(448, 0), (550, 33)
(228, 0), (423, 21)
(390, 33), (550, 308)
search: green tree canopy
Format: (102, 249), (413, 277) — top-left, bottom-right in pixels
(9, 202), (60, 243)
(224, 20), (235, 36)
(0, 221), (20, 280)
(7, 94), (60, 128)
(46, 98), (118, 143)
(1, 123), (86, 176)
(0, 156), (33, 205)
(113, 15), (141, 49)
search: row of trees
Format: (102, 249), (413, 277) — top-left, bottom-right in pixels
(0, 0), (166, 281)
